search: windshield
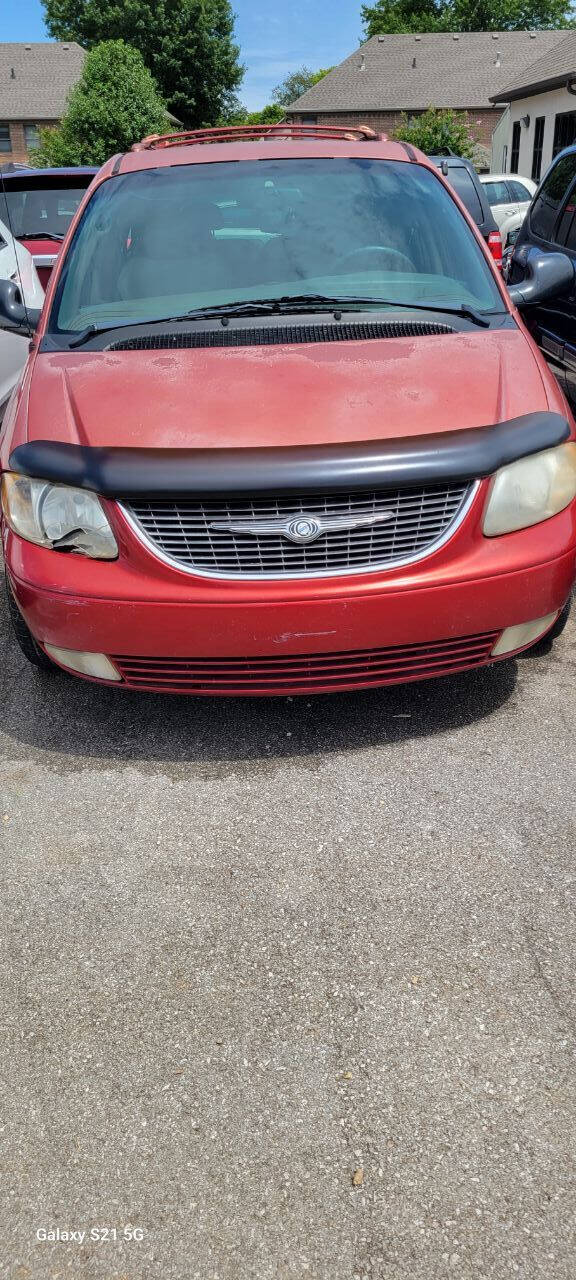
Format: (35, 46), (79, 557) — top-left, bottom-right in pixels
(50, 157), (505, 333)
(1, 183), (89, 239)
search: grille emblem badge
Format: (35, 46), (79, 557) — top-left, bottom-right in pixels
(286, 516), (323, 543)
(209, 509), (394, 545)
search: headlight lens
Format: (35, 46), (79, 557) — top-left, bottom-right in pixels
(1, 473), (118, 559)
(483, 443), (576, 537)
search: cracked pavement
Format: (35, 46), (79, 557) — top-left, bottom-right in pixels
(1, 580), (575, 1279)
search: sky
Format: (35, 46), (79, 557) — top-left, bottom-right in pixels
(1, 0), (363, 110)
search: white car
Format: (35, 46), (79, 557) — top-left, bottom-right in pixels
(480, 173), (537, 245)
(0, 214), (44, 412)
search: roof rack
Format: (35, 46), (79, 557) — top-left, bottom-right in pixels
(131, 123), (382, 151)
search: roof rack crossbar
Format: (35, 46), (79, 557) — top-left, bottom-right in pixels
(132, 123), (383, 151)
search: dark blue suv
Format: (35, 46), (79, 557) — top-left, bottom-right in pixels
(508, 145), (576, 408)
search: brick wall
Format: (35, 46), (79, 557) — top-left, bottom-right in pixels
(1, 120), (59, 164)
(288, 108), (503, 149)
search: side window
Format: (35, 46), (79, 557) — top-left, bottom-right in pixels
(484, 180), (510, 205)
(509, 180), (532, 202)
(565, 213), (576, 253)
(556, 181), (576, 250)
(530, 153), (576, 242)
(446, 167), (483, 224)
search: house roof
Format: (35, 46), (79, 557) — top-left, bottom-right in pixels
(0, 42), (85, 121)
(288, 31), (569, 114)
(489, 30), (576, 100)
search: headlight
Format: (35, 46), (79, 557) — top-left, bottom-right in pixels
(1, 473), (118, 559)
(483, 443), (576, 537)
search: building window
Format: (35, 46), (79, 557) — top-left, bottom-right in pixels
(0, 123), (11, 153)
(510, 120), (521, 173)
(301, 115), (317, 125)
(532, 116), (545, 183)
(24, 124), (40, 150)
(553, 111), (576, 158)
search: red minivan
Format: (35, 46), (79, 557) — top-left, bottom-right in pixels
(1, 125), (575, 696)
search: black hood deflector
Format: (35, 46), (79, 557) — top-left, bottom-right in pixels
(9, 412), (570, 500)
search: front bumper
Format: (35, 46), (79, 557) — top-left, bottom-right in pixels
(5, 408), (576, 694)
(6, 539), (575, 695)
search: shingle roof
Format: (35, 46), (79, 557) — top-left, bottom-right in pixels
(0, 42), (85, 121)
(288, 30), (569, 113)
(490, 29), (576, 100)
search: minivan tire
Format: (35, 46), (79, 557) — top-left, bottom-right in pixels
(5, 574), (55, 672)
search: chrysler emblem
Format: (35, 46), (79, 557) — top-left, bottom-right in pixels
(210, 509), (394, 545)
(285, 516), (323, 543)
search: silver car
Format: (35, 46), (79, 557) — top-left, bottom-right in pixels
(0, 214), (44, 413)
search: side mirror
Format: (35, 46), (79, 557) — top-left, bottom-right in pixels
(508, 245), (574, 308)
(0, 278), (41, 336)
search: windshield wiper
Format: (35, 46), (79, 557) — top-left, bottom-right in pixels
(176, 294), (385, 320)
(65, 298), (362, 346)
(66, 294), (492, 349)
(176, 294), (491, 327)
(21, 231), (65, 242)
(68, 322), (131, 348)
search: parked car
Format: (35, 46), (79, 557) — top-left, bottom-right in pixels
(0, 166), (97, 288)
(500, 211), (528, 251)
(0, 213), (43, 412)
(0, 124), (575, 697)
(508, 145), (576, 410)
(429, 154), (503, 268)
(480, 173), (537, 240)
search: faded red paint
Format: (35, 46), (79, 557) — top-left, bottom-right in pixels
(2, 134), (576, 696)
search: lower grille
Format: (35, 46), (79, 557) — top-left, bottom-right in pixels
(113, 632), (499, 695)
(124, 482), (474, 579)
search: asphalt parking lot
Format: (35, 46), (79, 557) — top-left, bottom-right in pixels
(1, 580), (576, 1280)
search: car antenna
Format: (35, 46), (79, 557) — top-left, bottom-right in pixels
(0, 165), (35, 338)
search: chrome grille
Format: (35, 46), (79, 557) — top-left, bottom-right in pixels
(123, 482), (474, 579)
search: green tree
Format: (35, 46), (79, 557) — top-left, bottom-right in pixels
(449, 0), (574, 27)
(42, 0), (244, 127)
(362, 0), (573, 33)
(393, 106), (476, 157)
(223, 68), (335, 126)
(362, 0), (443, 34)
(252, 104), (286, 124)
(272, 66), (334, 108)
(220, 101), (285, 126)
(32, 40), (169, 167)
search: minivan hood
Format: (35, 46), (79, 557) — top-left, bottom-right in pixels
(26, 328), (547, 451)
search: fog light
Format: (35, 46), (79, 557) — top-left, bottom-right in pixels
(492, 612), (559, 657)
(44, 645), (122, 681)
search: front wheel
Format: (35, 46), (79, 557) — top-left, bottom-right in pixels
(4, 575), (55, 672)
